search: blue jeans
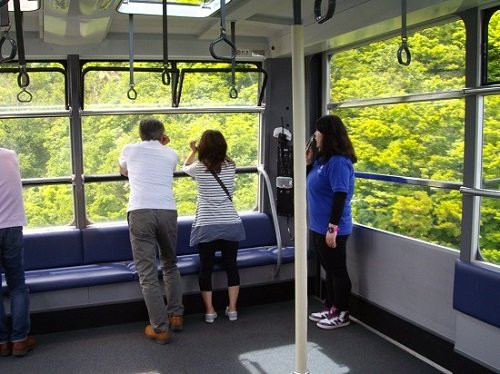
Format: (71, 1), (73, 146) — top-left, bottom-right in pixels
(0, 226), (30, 343)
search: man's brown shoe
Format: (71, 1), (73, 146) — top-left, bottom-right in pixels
(169, 315), (184, 332)
(0, 342), (12, 357)
(144, 325), (171, 344)
(12, 336), (36, 357)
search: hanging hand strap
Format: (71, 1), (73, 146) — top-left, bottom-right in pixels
(0, 0), (17, 63)
(161, 0), (171, 86)
(127, 14), (137, 100)
(211, 171), (232, 201)
(13, 0), (32, 102)
(229, 21), (238, 99)
(209, 0), (236, 62)
(397, 0), (411, 66)
(313, 0), (336, 24)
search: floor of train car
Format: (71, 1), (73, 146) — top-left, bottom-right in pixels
(1, 299), (442, 374)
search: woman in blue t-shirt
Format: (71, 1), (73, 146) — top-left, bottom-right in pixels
(306, 115), (357, 329)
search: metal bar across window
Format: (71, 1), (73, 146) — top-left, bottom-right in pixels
(81, 106), (265, 116)
(83, 166), (259, 183)
(22, 176), (73, 186)
(460, 186), (500, 198)
(355, 171), (462, 190)
(0, 110), (71, 119)
(329, 85), (500, 109)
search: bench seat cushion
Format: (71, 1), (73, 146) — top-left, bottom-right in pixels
(21, 263), (135, 293)
(214, 247), (277, 270)
(23, 228), (83, 271)
(82, 225), (132, 264)
(453, 260), (500, 328)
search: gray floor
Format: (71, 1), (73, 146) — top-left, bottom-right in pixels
(0, 299), (441, 374)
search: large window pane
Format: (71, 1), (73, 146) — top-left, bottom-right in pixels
(479, 95), (499, 265)
(479, 197), (500, 265)
(0, 63), (65, 111)
(483, 95), (499, 190)
(353, 179), (461, 249)
(83, 62), (261, 108)
(83, 62), (174, 109)
(332, 99), (464, 182)
(0, 117), (72, 228)
(84, 174), (257, 223)
(178, 63), (261, 106)
(82, 113), (259, 222)
(330, 20), (465, 101)
(0, 118), (71, 178)
(24, 185), (74, 228)
(486, 10), (500, 83)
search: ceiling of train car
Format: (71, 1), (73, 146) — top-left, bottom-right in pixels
(5, 0), (499, 59)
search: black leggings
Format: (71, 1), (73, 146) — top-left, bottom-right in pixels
(311, 230), (352, 311)
(198, 239), (240, 292)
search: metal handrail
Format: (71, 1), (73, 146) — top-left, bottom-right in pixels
(355, 171), (462, 190)
(0, 109), (70, 119)
(81, 106), (264, 116)
(329, 85), (500, 109)
(257, 165), (283, 278)
(460, 187), (500, 198)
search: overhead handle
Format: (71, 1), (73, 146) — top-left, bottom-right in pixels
(208, 0), (236, 62)
(161, 0), (171, 86)
(397, 0), (411, 66)
(127, 14), (137, 100)
(314, 0), (336, 24)
(13, 0), (32, 102)
(228, 21), (238, 99)
(0, 1), (17, 63)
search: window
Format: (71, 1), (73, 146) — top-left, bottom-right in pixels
(82, 113), (259, 222)
(82, 61), (261, 223)
(484, 9), (500, 84)
(0, 63), (66, 111)
(0, 63), (71, 228)
(336, 100), (464, 181)
(329, 20), (466, 248)
(479, 95), (500, 265)
(330, 20), (465, 101)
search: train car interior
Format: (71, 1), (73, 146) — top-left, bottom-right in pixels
(0, 0), (499, 373)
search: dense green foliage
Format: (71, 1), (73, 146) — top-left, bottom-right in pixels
(330, 19), (499, 263)
(0, 17), (497, 265)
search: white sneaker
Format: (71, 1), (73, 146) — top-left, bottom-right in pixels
(317, 311), (350, 330)
(205, 312), (217, 323)
(309, 306), (336, 322)
(225, 307), (238, 321)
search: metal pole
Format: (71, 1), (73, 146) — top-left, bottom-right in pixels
(67, 54), (87, 229)
(292, 1), (308, 371)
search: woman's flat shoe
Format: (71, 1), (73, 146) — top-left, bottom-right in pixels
(205, 312), (217, 323)
(225, 307), (237, 321)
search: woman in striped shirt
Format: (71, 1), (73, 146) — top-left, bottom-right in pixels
(183, 130), (246, 323)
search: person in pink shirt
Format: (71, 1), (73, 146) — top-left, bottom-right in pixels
(0, 148), (35, 357)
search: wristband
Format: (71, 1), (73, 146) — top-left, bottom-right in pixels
(327, 226), (338, 234)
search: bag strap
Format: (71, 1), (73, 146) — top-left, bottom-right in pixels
(211, 171), (232, 201)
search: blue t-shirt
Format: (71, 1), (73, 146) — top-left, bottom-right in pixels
(306, 155), (354, 236)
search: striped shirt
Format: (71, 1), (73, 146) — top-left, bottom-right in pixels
(182, 161), (245, 245)
(183, 160), (240, 225)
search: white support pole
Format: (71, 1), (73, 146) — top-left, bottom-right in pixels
(292, 24), (309, 374)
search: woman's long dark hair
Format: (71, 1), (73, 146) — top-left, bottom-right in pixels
(316, 115), (357, 163)
(197, 130), (234, 173)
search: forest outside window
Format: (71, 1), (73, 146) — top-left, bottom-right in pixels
(329, 19), (465, 102)
(329, 20), (467, 249)
(82, 113), (259, 222)
(484, 8), (499, 84)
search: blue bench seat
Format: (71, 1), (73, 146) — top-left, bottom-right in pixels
(2, 212), (291, 298)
